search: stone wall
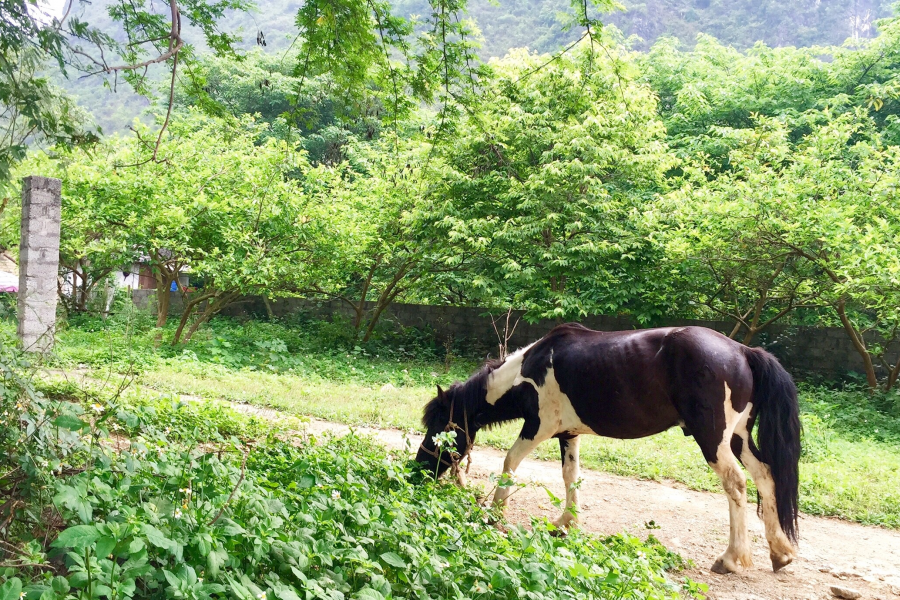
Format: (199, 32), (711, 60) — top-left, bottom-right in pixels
(132, 290), (899, 380)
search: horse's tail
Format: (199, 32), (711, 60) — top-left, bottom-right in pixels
(742, 345), (801, 544)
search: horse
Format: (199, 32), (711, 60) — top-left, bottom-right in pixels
(415, 323), (801, 574)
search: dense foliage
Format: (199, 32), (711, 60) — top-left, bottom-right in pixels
(6, 4), (900, 389)
(5, 3), (900, 597)
(0, 338), (697, 600)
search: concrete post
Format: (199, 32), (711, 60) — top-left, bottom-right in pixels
(17, 176), (62, 353)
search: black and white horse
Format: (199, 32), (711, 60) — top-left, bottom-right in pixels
(416, 324), (801, 574)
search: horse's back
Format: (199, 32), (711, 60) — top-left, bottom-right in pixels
(522, 324), (752, 439)
(523, 324), (678, 438)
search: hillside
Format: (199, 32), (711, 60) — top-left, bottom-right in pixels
(60, 0), (895, 134)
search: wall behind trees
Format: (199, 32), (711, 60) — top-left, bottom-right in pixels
(133, 290), (898, 381)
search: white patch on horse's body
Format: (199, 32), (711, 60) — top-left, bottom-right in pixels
(490, 352), (595, 522)
(537, 368), (596, 435)
(709, 381), (754, 573)
(485, 343), (534, 404)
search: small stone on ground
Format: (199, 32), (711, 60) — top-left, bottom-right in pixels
(830, 585), (862, 599)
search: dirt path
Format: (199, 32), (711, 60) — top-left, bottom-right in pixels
(225, 404), (900, 600)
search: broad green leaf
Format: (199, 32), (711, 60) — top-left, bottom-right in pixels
(0, 578), (22, 600)
(52, 525), (100, 549)
(379, 552), (406, 569)
(142, 524), (177, 551)
(52, 415), (87, 431)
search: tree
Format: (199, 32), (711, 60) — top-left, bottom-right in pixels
(1, 0), (252, 182)
(300, 138), (470, 341)
(45, 112), (321, 337)
(419, 41), (678, 322)
(664, 111), (900, 390)
(657, 117), (821, 344)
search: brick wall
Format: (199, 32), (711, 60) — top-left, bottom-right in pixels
(132, 290), (899, 380)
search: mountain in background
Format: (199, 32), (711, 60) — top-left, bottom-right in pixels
(63, 0), (895, 135)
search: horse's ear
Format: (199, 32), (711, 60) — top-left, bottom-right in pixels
(436, 385), (445, 398)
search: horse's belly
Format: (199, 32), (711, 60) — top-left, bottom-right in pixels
(578, 397), (681, 439)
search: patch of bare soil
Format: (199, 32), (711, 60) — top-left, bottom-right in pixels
(277, 413), (900, 600)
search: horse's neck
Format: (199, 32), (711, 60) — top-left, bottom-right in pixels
(484, 344), (533, 404)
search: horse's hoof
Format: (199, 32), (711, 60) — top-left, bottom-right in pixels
(549, 527), (568, 538)
(771, 552), (794, 572)
(710, 558), (735, 575)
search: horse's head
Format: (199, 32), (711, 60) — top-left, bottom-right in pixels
(415, 384), (478, 478)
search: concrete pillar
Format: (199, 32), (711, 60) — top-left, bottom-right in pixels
(17, 176), (61, 353)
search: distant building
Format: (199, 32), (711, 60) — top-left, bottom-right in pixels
(0, 251), (18, 292)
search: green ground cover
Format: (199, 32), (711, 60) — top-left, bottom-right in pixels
(1, 343), (698, 600)
(33, 311), (900, 528)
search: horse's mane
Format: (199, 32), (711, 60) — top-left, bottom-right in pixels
(422, 356), (504, 429)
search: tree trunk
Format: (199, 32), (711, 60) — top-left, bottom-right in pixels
(361, 270), (417, 342)
(172, 293), (213, 344)
(742, 328), (758, 346)
(352, 260), (379, 337)
(78, 268), (89, 312)
(835, 298), (878, 392)
(155, 269), (179, 328)
(886, 360), (900, 392)
(262, 296), (275, 320)
(183, 292), (240, 342)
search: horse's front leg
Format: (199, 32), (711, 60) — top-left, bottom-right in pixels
(553, 434), (581, 529)
(493, 420), (550, 510)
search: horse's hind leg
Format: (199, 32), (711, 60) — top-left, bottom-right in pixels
(683, 382), (753, 574)
(553, 434), (580, 529)
(734, 427), (796, 571)
(708, 434), (753, 573)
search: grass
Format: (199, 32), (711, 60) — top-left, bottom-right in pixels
(24, 308), (900, 528)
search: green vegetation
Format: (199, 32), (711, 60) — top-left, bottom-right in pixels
(35, 315), (900, 529)
(0, 333), (697, 600)
(4, 0), (900, 594)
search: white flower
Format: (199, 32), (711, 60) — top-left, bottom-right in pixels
(198, 578), (203, 584)
(257, 593), (267, 600)
(331, 490), (340, 500)
(174, 508), (183, 519)
(19, 592), (26, 599)
(92, 403), (104, 413)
